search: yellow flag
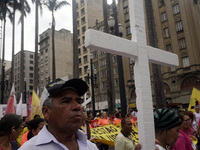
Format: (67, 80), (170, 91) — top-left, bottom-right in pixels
(188, 88), (200, 112)
(30, 90), (44, 119)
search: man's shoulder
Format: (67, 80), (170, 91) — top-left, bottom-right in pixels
(18, 136), (38, 150)
(86, 140), (98, 150)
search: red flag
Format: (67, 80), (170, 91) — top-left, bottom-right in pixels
(5, 84), (16, 114)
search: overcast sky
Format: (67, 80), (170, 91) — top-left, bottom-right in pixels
(2, 0), (112, 61)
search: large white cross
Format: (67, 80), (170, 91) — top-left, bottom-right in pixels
(85, 0), (179, 149)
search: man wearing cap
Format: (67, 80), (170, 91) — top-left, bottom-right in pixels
(154, 108), (182, 150)
(19, 78), (98, 150)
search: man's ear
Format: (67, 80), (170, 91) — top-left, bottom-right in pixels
(42, 106), (50, 121)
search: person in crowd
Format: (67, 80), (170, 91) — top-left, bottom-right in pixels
(33, 114), (40, 119)
(0, 114), (23, 150)
(114, 113), (122, 125)
(22, 116), (29, 128)
(194, 106), (200, 130)
(186, 111), (197, 142)
(172, 111), (195, 150)
(97, 112), (111, 150)
(154, 108), (182, 150)
(126, 113), (135, 125)
(21, 118), (46, 146)
(97, 112), (111, 127)
(19, 78), (98, 150)
(115, 118), (135, 150)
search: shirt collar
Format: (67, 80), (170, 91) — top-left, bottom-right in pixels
(35, 125), (88, 146)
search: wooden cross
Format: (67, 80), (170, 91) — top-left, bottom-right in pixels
(85, 0), (179, 149)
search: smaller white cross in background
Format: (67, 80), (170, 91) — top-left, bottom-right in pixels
(85, 0), (179, 149)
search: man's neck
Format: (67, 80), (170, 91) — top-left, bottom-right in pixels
(121, 130), (130, 137)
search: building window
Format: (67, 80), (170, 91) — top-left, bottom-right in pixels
(78, 48), (81, 54)
(101, 58), (106, 66)
(115, 79), (119, 86)
(101, 70), (107, 77)
(173, 4), (180, 15)
(78, 39), (80, 45)
(126, 26), (131, 35)
(30, 79), (33, 84)
(84, 66), (88, 73)
(83, 55), (88, 63)
(113, 55), (117, 62)
(77, 29), (80, 36)
(82, 26), (86, 33)
(166, 44), (172, 52)
(30, 54), (34, 59)
(163, 28), (170, 38)
(123, 0), (128, 8)
(29, 73), (33, 78)
(176, 21), (183, 32)
(93, 62), (98, 69)
(161, 12), (167, 22)
(82, 36), (85, 43)
(40, 51), (43, 55)
(159, 0), (164, 6)
(114, 67), (118, 74)
(93, 51), (98, 58)
(30, 67), (33, 71)
(79, 68), (82, 75)
(77, 11), (79, 18)
(182, 57), (190, 67)
(83, 46), (87, 52)
(181, 77), (200, 91)
(45, 48), (48, 53)
(29, 86), (33, 90)
(77, 20), (79, 26)
(81, 8), (85, 15)
(81, 17), (85, 24)
(102, 82), (107, 89)
(78, 58), (81, 64)
(100, 51), (105, 55)
(179, 38), (186, 49)
(124, 13), (129, 21)
(30, 60), (33, 64)
(81, 0), (84, 6)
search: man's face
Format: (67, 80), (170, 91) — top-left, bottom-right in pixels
(195, 107), (199, 113)
(122, 119), (132, 134)
(165, 126), (180, 146)
(43, 89), (83, 133)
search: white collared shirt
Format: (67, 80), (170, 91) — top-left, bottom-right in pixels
(18, 125), (98, 150)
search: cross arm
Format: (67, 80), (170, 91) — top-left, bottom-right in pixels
(85, 29), (138, 59)
(147, 46), (179, 67)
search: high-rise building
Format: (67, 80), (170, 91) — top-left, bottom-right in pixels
(38, 28), (73, 93)
(14, 50), (35, 103)
(118, 0), (200, 107)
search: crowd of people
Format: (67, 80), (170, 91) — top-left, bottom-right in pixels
(0, 78), (200, 150)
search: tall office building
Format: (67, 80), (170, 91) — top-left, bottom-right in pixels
(118, 0), (200, 107)
(38, 28), (73, 93)
(14, 50), (35, 103)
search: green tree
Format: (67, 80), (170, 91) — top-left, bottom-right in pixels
(32, 0), (43, 91)
(43, 0), (70, 80)
(0, 0), (13, 103)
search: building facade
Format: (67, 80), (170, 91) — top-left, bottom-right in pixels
(13, 51), (35, 103)
(38, 28), (73, 93)
(118, 0), (200, 108)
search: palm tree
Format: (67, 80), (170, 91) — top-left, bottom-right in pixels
(72, 0), (78, 78)
(0, 0), (14, 103)
(31, 0), (43, 91)
(19, 0), (30, 101)
(42, 0), (70, 80)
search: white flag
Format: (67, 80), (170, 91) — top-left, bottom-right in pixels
(16, 93), (23, 116)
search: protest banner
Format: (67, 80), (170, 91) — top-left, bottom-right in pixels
(188, 87), (200, 112)
(90, 124), (139, 146)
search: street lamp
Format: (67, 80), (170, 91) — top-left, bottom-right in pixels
(1, 62), (6, 104)
(87, 54), (97, 118)
(108, 0), (127, 118)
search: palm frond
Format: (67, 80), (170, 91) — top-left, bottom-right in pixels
(55, 1), (70, 11)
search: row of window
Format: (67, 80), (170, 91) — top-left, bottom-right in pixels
(161, 4), (180, 22)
